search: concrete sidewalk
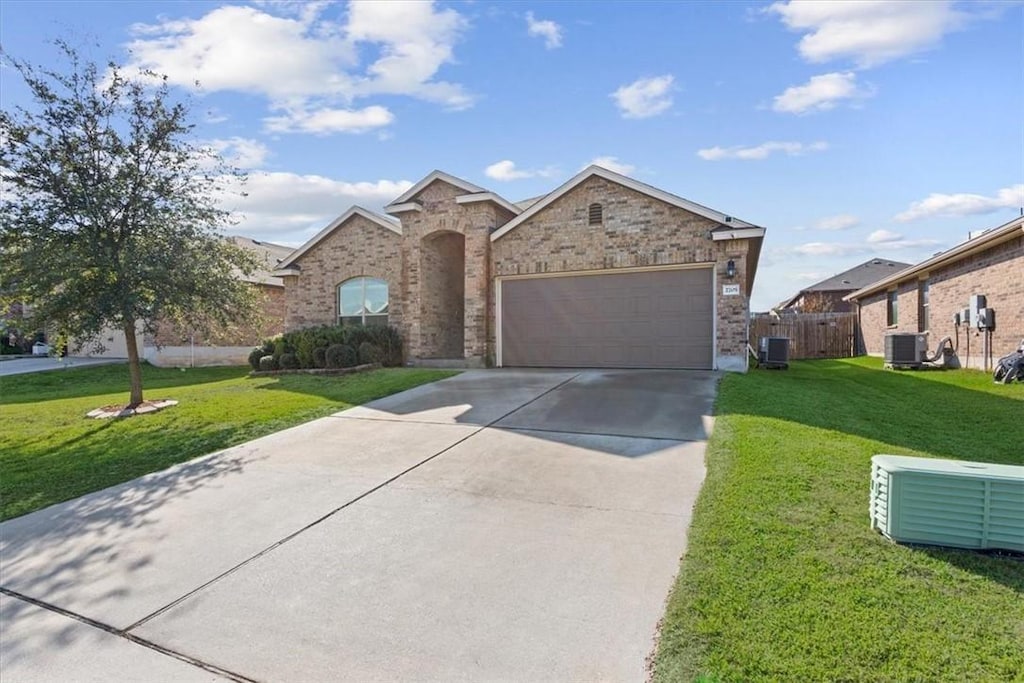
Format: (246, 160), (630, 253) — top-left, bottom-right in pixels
(0, 356), (126, 377)
(1, 369), (716, 682)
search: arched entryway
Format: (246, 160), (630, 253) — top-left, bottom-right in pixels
(419, 231), (465, 358)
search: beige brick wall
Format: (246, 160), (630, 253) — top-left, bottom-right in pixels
(490, 176), (752, 368)
(150, 283), (284, 347)
(858, 234), (1023, 367)
(282, 215), (403, 332)
(394, 180), (514, 361)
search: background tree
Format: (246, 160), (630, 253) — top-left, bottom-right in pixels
(799, 291), (835, 313)
(0, 42), (259, 407)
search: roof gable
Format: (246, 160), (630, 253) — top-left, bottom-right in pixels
(386, 170), (486, 208)
(277, 206), (400, 270)
(491, 165), (762, 242)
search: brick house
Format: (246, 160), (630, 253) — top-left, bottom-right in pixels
(846, 216), (1023, 368)
(276, 165), (766, 371)
(775, 258), (910, 313)
(77, 236), (291, 366)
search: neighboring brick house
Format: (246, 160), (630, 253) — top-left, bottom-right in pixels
(79, 236), (292, 366)
(846, 216), (1023, 368)
(775, 258), (910, 313)
(277, 165), (766, 371)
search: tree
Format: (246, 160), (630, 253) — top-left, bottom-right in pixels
(800, 291), (835, 313)
(0, 42), (259, 407)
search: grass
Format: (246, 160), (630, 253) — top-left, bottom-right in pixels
(0, 363), (456, 521)
(653, 357), (1024, 682)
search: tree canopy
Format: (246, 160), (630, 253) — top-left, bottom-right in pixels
(0, 42), (259, 406)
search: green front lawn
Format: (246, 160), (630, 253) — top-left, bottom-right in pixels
(0, 364), (456, 521)
(653, 357), (1024, 682)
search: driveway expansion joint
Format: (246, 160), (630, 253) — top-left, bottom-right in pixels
(122, 371), (583, 633)
(0, 588), (259, 683)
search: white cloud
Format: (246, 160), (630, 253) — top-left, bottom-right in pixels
(484, 160), (557, 182)
(611, 75), (674, 119)
(867, 229), (902, 243)
(790, 236), (941, 257)
(124, 1), (472, 136)
(894, 184), (1024, 222)
(583, 156), (636, 175)
(768, 0), (968, 68)
(201, 137), (270, 169)
(215, 172), (413, 242)
(526, 11), (563, 49)
(697, 140), (828, 161)
(815, 214), (859, 231)
(264, 105), (394, 134)
(772, 71), (871, 114)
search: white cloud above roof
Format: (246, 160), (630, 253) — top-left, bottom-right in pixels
(894, 184), (1024, 222)
(484, 160), (558, 181)
(583, 156), (635, 175)
(815, 214), (859, 231)
(772, 71), (872, 114)
(697, 140), (828, 161)
(611, 75), (674, 119)
(264, 105), (395, 135)
(526, 11), (563, 49)
(867, 229), (902, 243)
(768, 0), (968, 68)
(123, 1), (471, 137)
(214, 172), (412, 243)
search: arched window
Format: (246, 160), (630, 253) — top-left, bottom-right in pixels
(588, 203), (603, 225)
(338, 277), (389, 326)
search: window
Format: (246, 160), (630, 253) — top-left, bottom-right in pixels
(887, 290), (899, 326)
(338, 277), (389, 326)
(918, 280), (929, 332)
(588, 203), (603, 225)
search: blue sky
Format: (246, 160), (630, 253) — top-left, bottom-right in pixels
(2, 0), (1021, 310)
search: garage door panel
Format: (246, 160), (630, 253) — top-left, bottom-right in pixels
(501, 268), (713, 369)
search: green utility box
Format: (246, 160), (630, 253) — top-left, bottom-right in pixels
(870, 455), (1024, 552)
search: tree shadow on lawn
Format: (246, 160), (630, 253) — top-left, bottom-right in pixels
(0, 364), (247, 405)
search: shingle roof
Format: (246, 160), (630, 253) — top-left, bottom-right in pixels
(777, 258), (911, 309)
(230, 235), (295, 287)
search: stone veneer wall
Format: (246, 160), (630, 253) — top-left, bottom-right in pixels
(857, 234), (1023, 368)
(281, 214), (403, 332)
(490, 176), (751, 370)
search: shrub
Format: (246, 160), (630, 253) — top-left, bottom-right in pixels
(358, 342), (383, 365)
(279, 353), (299, 370)
(325, 343), (358, 369)
(248, 347), (264, 370)
(312, 347), (327, 368)
(258, 355), (278, 371)
(273, 338), (287, 359)
(296, 337), (315, 369)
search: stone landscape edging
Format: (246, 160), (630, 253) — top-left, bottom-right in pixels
(249, 362), (382, 378)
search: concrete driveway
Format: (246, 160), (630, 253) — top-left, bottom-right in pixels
(0, 369), (717, 682)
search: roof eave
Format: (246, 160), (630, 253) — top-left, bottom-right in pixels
(845, 217), (1024, 302)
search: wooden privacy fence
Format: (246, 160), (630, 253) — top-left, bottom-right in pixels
(750, 312), (858, 360)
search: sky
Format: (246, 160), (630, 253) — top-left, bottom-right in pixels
(1, 0), (1022, 311)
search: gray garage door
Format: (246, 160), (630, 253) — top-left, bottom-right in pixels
(501, 267), (713, 369)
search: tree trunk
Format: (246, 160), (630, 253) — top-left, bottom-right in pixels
(123, 320), (144, 407)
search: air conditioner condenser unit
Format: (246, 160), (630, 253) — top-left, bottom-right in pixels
(885, 333), (927, 369)
(758, 336), (789, 369)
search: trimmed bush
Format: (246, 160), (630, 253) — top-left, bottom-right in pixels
(248, 347), (264, 371)
(358, 342), (383, 365)
(296, 337), (315, 369)
(325, 343), (358, 369)
(273, 338), (287, 359)
(258, 323), (404, 369)
(258, 355), (278, 371)
(279, 353), (299, 370)
(312, 347), (327, 369)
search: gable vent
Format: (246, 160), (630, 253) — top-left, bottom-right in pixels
(588, 203), (603, 225)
